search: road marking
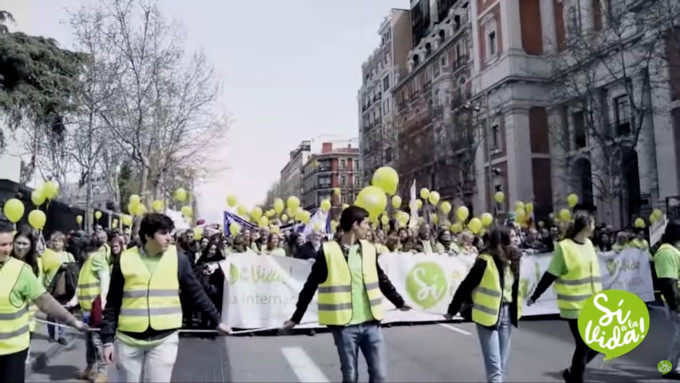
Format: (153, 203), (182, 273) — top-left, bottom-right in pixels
(439, 323), (472, 335)
(281, 346), (330, 383)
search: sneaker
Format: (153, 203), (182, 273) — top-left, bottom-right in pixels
(562, 368), (572, 383)
(57, 337), (68, 346)
(76, 366), (93, 380)
(93, 372), (108, 383)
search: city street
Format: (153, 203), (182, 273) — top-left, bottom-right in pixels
(27, 308), (670, 383)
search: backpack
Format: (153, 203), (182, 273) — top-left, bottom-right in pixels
(48, 262), (80, 305)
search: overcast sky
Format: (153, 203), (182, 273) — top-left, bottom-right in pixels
(5, 0), (406, 222)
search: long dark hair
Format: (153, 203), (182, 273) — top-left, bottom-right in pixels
(562, 210), (594, 241)
(482, 226), (521, 273)
(12, 228), (40, 277)
(661, 220), (680, 245)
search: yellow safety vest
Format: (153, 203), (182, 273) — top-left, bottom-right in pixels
(78, 252), (101, 311)
(317, 240), (384, 325)
(654, 243), (680, 302)
(553, 239), (602, 311)
(0, 257), (31, 355)
(118, 246), (182, 332)
(471, 254), (522, 326)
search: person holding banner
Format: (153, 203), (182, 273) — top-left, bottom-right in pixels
(283, 206), (411, 383)
(444, 226), (522, 383)
(652, 220), (680, 380)
(528, 211), (601, 383)
(100, 213), (232, 383)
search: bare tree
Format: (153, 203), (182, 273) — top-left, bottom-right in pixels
(89, 0), (227, 204)
(548, 1), (674, 226)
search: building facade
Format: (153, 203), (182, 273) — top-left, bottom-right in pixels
(393, 0), (474, 207)
(279, 141), (311, 201)
(300, 141), (361, 211)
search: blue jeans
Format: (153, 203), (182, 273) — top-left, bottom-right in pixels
(476, 304), (512, 383)
(330, 322), (387, 383)
(47, 317), (66, 340)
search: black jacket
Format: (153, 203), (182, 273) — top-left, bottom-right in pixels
(447, 255), (521, 328)
(100, 249), (221, 345)
(295, 242), (318, 261)
(290, 240), (405, 324)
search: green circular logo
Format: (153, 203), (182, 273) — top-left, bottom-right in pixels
(405, 262), (448, 309)
(228, 264), (240, 285)
(577, 290), (650, 360)
(659, 360), (673, 375)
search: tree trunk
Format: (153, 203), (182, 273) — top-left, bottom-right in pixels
(85, 170), (93, 234)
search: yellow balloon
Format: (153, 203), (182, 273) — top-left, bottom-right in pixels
(634, 218), (646, 229)
(3, 199), (24, 223)
(456, 206), (470, 222)
(430, 213), (439, 224)
(229, 222), (242, 236)
(121, 215), (132, 226)
(380, 214), (389, 226)
(320, 199), (331, 212)
(129, 194), (141, 205)
(31, 190), (46, 206)
(440, 201), (452, 215)
(566, 195), (577, 208)
(391, 195), (402, 209)
(42, 181), (59, 200)
(251, 207), (263, 221)
(420, 188), (430, 200)
(371, 167), (399, 196)
(330, 220), (338, 232)
(237, 205), (248, 216)
(559, 208), (571, 221)
(481, 213), (493, 227)
(151, 200), (164, 213)
(193, 227), (203, 240)
(136, 204), (147, 217)
(112, 219), (119, 229)
(76, 215), (83, 225)
(515, 208), (526, 223)
(653, 209), (663, 219)
(416, 199), (423, 209)
(281, 214), (288, 223)
(342, 203), (349, 210)
(173, 188), (187, 202)
(94, 210), (102, 220)
(355, 186), (387, 219)
(515, 201), (524, 211)
(287, 196), (301, 210)
(227, 194), (238, 207)
(333, 188), (341, 196)
(259, 216), (269, 228)
(428, 191), (440, 205)
(273, 198), (284, 214)
(450, 222), (463, 234)
(28, 209), (46, 230)
(300, 211), (311, 224)
(525, 202), (534, 214)
(494, 191), (505, 203)
(181, 205), (193, 218)
(649, 213), (657, 224)
(468, 217), (482, 234)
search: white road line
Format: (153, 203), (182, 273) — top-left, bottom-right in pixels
(439, 323), (472, 335)
(281, 346), (331, 383)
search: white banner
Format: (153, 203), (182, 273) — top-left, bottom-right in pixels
(220, 248), (654, 329)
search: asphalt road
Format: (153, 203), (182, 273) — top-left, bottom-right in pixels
(28, 307), (671, 383)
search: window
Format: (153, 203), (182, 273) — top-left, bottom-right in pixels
(456, 43), (462, 61)
(567, 6), (580, 35)
(383, 99), (390, 114)
(572, 111), (587, 149)
(615, 95), (631, 136)
(441, 55), (448, 69)
(353, 175), (360, 188)
(354, 159), (359, 170)
(340, 175), (347, 186)
(488, 31), (497, 57)
(385, 147), (393, 162)
(458, 77), (466, 100)
(490, 125), (500, 150)
(383, 76), (390, 91)
(340, 159), (347, 170)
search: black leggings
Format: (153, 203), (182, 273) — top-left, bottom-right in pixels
(567, 319), (599, 383)
(0, 347), (29, 383)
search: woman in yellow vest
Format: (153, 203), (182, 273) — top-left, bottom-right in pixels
(444, 226), (522, 383)
(42, 231), (76, 345)
(100, 213), (230, 383)
(283, 206), (410, 383)
(528, 210), (601, 383)
(0, 222), (87, 383)
(652, 220), (680, 379)
(76, 237), (111, 382)
(11, 229), (44, 359)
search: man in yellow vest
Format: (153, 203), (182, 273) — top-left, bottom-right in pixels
(283, 206), (410, 383)
(653, 220), (680, 380)
(0, 222), (88, 383)
(100, 213), (231, 382)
